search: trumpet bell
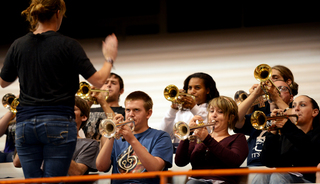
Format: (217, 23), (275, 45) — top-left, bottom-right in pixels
(77, 81), (109, 104)
(2, 93), (16, 110)
(173, 121), (190, 140)
(251, 110), (298, 131)
(2, 93), (19, 114)
(254, 64), (272, 82)
(164, 84), (179, 102)
(99, 119), (117, 138)
(251, 110), (267, 130)
(99, 118), (135, 139)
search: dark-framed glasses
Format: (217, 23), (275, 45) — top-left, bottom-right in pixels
(278, 86), (291, 94)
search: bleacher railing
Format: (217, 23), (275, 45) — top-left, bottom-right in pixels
(0, 167), (320, 184)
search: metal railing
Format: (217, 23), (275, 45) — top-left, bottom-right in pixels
(0, 167), (320, 184)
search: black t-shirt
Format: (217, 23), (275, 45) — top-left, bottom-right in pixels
(1, 31), (96, 121)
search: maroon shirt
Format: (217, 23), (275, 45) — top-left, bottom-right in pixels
(175, 133), (248, 184)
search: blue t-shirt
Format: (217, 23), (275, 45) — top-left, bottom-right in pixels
(110, 128), (173, 184)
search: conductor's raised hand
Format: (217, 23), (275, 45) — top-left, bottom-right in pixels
(102, 33), (118, 61)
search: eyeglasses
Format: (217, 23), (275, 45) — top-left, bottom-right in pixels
(278, 86), (291, 94)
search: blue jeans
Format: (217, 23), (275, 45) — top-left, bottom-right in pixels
(15, 115), (77, 178)
(251, 173), (312, 184)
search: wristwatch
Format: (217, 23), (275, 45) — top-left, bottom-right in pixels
(105, 58), (114, 66)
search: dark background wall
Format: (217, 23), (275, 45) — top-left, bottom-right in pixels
(1, 1), (319, 45)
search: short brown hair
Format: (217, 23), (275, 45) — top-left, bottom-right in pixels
(207, 96), (238, 130)
(125, 91), (153, 111)
(75, 96), (90, 129)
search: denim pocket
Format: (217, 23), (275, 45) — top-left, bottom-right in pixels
(15, 123), (25, 147)
(45, 123), (70, 146)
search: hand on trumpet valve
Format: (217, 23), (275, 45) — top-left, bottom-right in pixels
(114, 116), (135, 140)
(181, 95), (196, 110)
(189, 115), (208, 141)
(270, 108), (297, 130)
(90, 86), (109, 105)
(269, 109), (285, 131)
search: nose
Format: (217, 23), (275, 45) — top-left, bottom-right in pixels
(189, 87), (196, 95)
(210, 111), (217, 118)
(126, 110), (134, 118)
(294, 105), (300, 112)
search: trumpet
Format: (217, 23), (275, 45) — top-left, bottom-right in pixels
(173, 120), (216, 140)
(164, 84), (195, 108)
(2, 93), (19, 114)
(99, 118), (135, 139)
(251, 110), (298, 131)
(254, 64), (281, 103)
(76, 81), (109, 104)
(235, 90), (266, 108)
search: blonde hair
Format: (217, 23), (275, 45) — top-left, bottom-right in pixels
(207, 96), (239, 130)
(21, 0), (66, 32)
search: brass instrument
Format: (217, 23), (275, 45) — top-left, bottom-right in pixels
(235, 90), (265, 108)
(99, 118), (135, 139)
(254, 64), (281, 102)
(2, 93), (19, 114)
(251, 110), (298, 131)
(76, 81), (109, 104)
(173, 120), (216, 140)
(164, 84), (195, 108)
(238, 92), (249, 102)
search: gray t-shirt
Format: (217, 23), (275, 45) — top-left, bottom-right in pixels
(72, 138), (99, 174)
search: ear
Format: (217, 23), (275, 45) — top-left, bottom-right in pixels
(81, 115), (88, 122)
(286, 79), (292, 86)
(146, 109), (152, 120)
(55, 10), (60, 18)
(289, 94), (294, 103)
(206, 88), (210, 94)
(312, 108), (319, 118)
(119, 88), (124, 95)
(229, 114), (235, 123)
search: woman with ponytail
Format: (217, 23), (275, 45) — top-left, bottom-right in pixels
(0, 0), (118, 178)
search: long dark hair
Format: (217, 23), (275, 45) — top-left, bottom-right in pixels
(183, 72), (220, 103)
(304, 95), (320, 129)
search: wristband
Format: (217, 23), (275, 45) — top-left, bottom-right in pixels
(284, 107), (289, 112)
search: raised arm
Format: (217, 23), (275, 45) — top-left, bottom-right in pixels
(235, 84), (264, 129)
(96, 113), (125, 171)
(159, 108), (178, 141)
(96, 136), (114, 172)
(87, 34), (118, 88)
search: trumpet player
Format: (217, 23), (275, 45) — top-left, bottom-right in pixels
(234, 80), (293, 167)
(175, 96), (248, 184)
(96, 91), (173, 184)
(83, 73), (125, 141)
(252, 95), (320, 183)
(160, 72), (220, 145)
